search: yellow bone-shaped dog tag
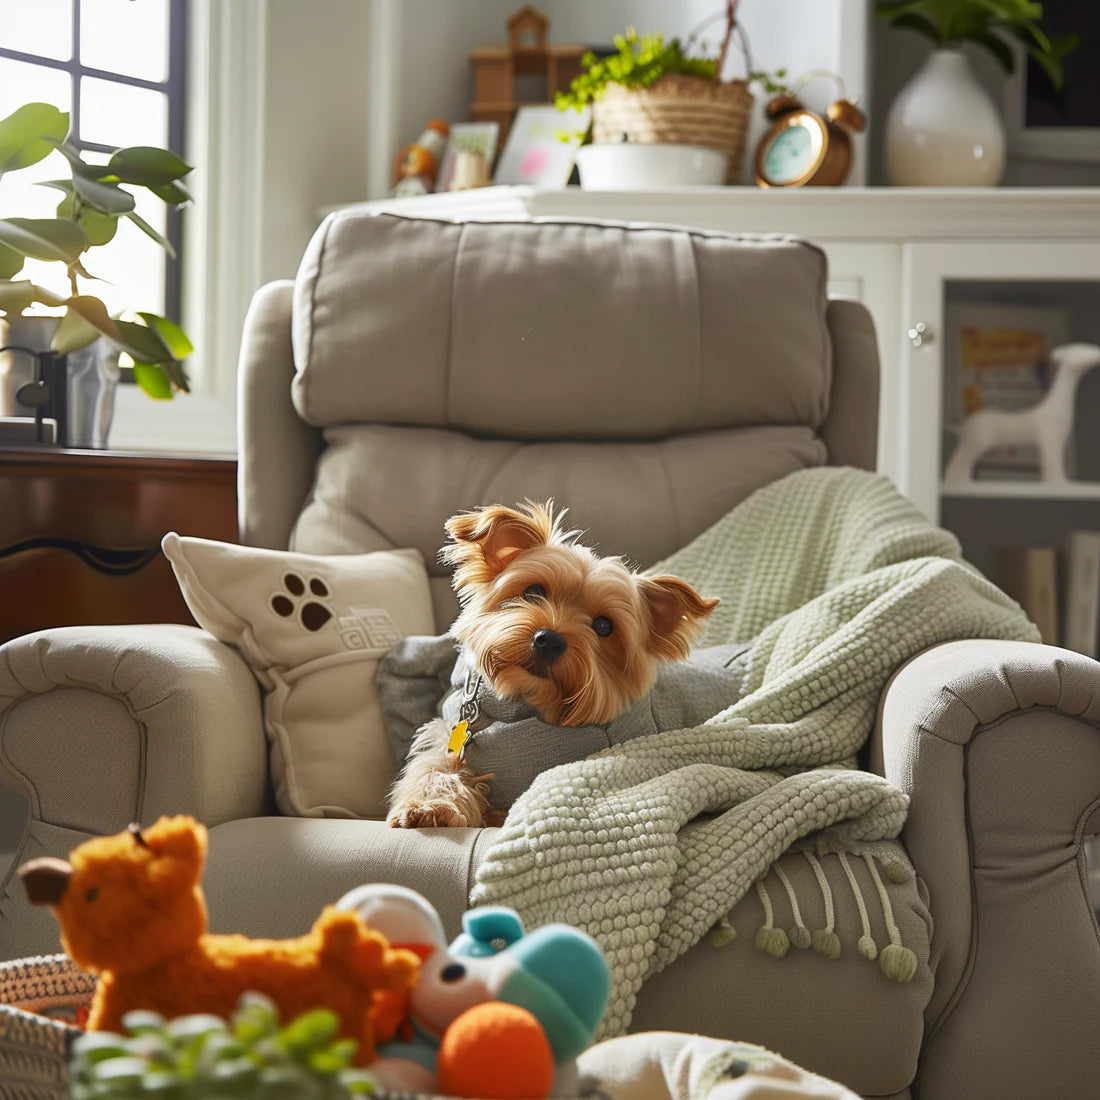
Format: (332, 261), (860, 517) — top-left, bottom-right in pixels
(447, 720), (470, 756)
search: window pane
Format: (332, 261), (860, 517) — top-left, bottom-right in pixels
(0, 57), (72, 121)
(80, 0), (168, 83)
(0, 0), (73, 62)
(79, 77), (167, 149)
(0, 61), (74, 297)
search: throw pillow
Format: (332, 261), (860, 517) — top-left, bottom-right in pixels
(161, 533), (435, 819)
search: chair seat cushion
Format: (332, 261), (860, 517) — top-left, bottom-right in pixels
(203, 817), (931, 1097)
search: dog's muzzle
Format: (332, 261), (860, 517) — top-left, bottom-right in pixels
(531, 629), (567, 665)
(19, 857), (73, 906)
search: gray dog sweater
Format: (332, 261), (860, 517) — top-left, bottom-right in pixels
(377, 636), (750, 811)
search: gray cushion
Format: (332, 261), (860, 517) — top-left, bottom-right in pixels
(291, 214), (832, 440)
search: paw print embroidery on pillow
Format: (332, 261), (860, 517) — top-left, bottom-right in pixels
(270, 572), (333, 632)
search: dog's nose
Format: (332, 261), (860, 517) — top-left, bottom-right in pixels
(19, 857), (73, 906)
(532, 629), (567, 663)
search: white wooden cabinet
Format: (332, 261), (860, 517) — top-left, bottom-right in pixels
(337, 186), (1100, 529)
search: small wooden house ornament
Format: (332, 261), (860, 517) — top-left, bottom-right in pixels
(470, 5), (586, 144)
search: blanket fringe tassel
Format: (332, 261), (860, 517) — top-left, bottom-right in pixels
(728, 851), (917, 982)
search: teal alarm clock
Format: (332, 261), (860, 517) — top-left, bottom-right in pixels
(754, 83), (866, 188)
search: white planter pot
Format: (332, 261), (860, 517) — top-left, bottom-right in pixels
(885, 49), (1005, 187)
(575, 143), (728, 190)
(0, 314), (120, 447)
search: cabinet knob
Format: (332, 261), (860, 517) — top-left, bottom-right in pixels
(907, 322), (934, 348)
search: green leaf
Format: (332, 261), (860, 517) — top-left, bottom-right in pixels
(115, 318), (173, 363)
(56, 194), (119, 247)
(101, 146), (193, 187)
(0, 279), (66, 314)
(888, 11), (945, 44)
(0, 242), (25, 279)
(0, 103), (69, 175)
(278, 1009), (339, 1055)
(124, 210), (176, 258)
(42, 137), (100, 178)
(1026, 42), (1067, 89)
(39, 174), (135, 215)
(970, 29), (1016, 73)
(0, 217), (88, 263)
(137, 311), (193, 358)
(52, 298), (119, 354)
(132, 362), (174, 400)
(150, 179), (193, 206)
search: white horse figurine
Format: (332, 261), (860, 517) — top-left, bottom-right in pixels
(944, 341), (1100, 484)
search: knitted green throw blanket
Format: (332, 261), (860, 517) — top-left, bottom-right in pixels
(471, 467), (1040, 1037)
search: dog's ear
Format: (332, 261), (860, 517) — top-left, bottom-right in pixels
(442, 501), (563, 589)
(639, 576), (719, 661)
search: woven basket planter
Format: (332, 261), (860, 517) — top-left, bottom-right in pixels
(592, 75), (754, 182)
(0, 953), (94, 1100)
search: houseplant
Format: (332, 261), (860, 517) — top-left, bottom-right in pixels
(0, 101), (194, 444)
(555, 2), (754, 187)
(876, 0), (1080, 185)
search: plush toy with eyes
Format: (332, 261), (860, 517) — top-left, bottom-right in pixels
(18, 816), (419, 1066)
(337, 884), (610, 1099)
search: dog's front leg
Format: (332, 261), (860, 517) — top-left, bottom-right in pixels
(386, 719), (495, 828)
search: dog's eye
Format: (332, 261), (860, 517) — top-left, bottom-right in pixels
(523, 585), (547, 601)
(85, 887), (99, 903)
(592, 616), (614, 637)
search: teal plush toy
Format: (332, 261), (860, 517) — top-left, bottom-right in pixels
(337, 885), (610, 1097)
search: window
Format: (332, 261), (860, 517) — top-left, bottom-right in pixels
(0, 0), (188, 325)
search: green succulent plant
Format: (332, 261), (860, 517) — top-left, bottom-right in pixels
(68, 993), (377, 1100)
(875, 0), (1081, 88)
(0, 101), (194, 399)
(555, 30), (720, 113)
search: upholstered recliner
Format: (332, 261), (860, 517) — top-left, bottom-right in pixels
(2, 213), (1098, 1100)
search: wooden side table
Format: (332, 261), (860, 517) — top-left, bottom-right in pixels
(0, 446), (238, 641)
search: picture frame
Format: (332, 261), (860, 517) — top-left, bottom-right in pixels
(435, 122), (501, 193)
(943, 300), (1073, 479)
(493, 104), (590, 188)
(1003, 0), (1100, 164)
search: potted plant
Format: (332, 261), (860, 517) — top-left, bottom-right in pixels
(555, 1), (754, 188)
(876, 0), (1080, 186)
(0, 101), (194, 446)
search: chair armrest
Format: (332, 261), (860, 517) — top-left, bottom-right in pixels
(0, 623), (269, 835)
(871, 639), (1100, 1099)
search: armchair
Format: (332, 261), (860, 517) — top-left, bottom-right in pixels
(2, 213), (1098, 1099)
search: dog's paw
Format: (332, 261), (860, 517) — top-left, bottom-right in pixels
(387, 803), (481, 829)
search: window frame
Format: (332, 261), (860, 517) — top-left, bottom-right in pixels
(0, 0), (189, 322)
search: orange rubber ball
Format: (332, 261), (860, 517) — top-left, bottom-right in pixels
(436, 1001), (555, 1100)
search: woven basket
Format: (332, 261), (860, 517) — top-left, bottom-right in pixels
(0, 953), (94, 1100)
(592, 75), (754, 182)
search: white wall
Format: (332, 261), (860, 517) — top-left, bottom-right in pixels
(259, 0), (372, 283)
(368, 0), (872, 195)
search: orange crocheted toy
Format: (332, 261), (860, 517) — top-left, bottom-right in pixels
(18, 815), (419, 1065)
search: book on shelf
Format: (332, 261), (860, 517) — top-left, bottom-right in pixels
(1063, 531), (1100, 657)
(991, 546), (1060, 646)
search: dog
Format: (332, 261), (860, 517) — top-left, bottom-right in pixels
(386, 502), (719, 829)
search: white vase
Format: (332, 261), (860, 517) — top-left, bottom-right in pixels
(885, 49), (1005, 187)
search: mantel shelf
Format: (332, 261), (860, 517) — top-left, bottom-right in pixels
(941, 480), (1100, 501)
(326, 184), (1100, 243)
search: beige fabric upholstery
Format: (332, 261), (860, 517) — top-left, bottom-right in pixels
(873, 639), (1100, 1100)
(0, 625), (269, 961)
(821, 299), (878, 472)
(291, 423), (827, 630)
(292, 215), (832, 440)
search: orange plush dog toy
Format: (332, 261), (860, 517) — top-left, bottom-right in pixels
(18, 815), (418, 1065)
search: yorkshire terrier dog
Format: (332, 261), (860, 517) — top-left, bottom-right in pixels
(387, 502), (719, 829)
